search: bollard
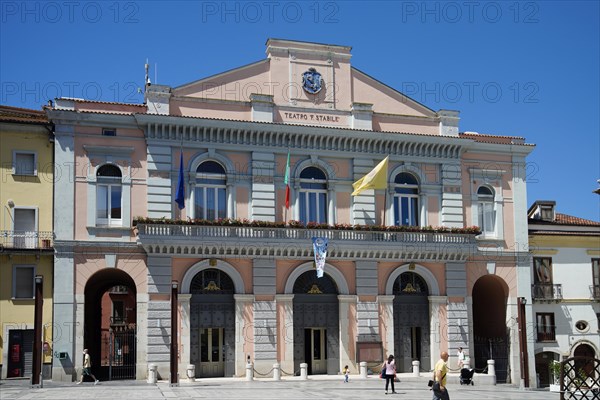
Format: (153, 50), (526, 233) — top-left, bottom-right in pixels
(360, 361), (367, 378)
(412, 360), (420, 377)
(187, 364), (195, 382)
(300, 363), (308, 380)
(147, 363), (157, 384)
(246, 362), (254, 381)
(273, 363), (281, 381)
(487, 359), (496, 384)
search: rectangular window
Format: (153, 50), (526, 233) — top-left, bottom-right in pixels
(536, 313), (556, 342)
(394, 196), (419, 226)
(593, 259), (600, 287)
(194, 186), (226, 220)
(102, 128), (116, 136)
(13, 265), (35, 299)
(533, 258), (553, 284)
(13, 151), (37, 176)
(97, 184), (122, 226)
(478, 201), (495, 234)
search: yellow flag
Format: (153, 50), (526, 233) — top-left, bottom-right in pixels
(351, 156), (389, 196)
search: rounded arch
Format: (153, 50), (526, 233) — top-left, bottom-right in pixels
(385, 263), (439, 295)
(181, 260), (245, 294)
(388, 164), (425, 186)
(293, 157), (336, 180)
(94, 162), (124, 178)
(189, 151), (235, 175)
(284, 262), (349, 294)
(84, 267), (137, 297)
(571, 340), (599, 358)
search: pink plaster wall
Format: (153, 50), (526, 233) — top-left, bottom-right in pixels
(337, 192), (350, 225)
(74, 252), (147, 295)
(378, 262), (446, 295)
(428, 196), (440, 226)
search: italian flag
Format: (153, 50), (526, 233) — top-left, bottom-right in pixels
(284, 150), (291, 209)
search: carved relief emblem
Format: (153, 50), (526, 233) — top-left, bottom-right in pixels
(302, 68), (323, 94)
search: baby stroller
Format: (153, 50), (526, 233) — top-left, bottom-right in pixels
(460, 368), (475, 385)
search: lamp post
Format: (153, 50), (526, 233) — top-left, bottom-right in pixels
(517, 297), (529, 388)
(32, 275), (43, 387)
(170, 280), (179, 386)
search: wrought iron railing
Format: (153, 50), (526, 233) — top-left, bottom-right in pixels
(0, 230), (53, 250)
(590, 285), (600, 300)
(136, 224), (477, 244)
(536, 329), (556, 342)
(531, 284), (563, 301)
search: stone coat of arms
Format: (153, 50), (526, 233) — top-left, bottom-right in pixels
(302, 68), (323, 94)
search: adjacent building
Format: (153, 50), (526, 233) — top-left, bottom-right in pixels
(46, 39), (537, 385)
(0, 106), (54, 379)
(528, 201), (600, 387)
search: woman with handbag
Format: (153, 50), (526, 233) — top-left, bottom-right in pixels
(382, 354), (397, 394)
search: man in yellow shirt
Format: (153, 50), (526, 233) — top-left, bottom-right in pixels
(77, 348), (99, 385)
(432, 351), (449, 400)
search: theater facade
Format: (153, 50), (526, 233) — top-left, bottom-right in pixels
(47, 39), (536, 385)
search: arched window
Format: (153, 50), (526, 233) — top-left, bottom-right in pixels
(299, 166), (327, 224)
(190, 269), (234, 294)
(477, 186), (495, 234)
(194, 161), (226, 220)
(393, 272), (429, 295)
(96, 164), (122, 226)
(393, 172), (419, 226)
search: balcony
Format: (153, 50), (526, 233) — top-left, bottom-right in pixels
(590, 285), (600, 301)
(135, 223), (479, 261)
(536, 329), (556, 342)
(531, 284), (563, 302)
(0, 231), (53, 253)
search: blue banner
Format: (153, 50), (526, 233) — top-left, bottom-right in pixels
(312, 237), (328, 278)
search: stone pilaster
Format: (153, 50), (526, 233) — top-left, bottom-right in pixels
(276, 294), (294, 375)
(338, 295), (357, 372)
(234, 294), (254, 376)
(179, 294), (192, 377)
(428, 296), (447, 371)
(378, 295), (395, 359)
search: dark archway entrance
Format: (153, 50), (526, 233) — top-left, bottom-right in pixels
(472, 275), (509, 383)
(393, 271), (430, 372)
(189, 268), (235, 377)
(293, 271), (339, 375)
(535, 351), (560, 387)
(84, 268), (137, 381)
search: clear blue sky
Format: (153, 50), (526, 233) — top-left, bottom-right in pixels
(2, 1), (599, 221)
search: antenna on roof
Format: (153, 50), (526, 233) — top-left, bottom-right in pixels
(155, 63), (157, 85)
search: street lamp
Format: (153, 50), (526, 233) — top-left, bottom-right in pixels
(170, 280), (179, 386)
(32, 275), (43, 387)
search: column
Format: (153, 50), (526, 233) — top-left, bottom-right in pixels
(338, 295), (357, 373)
(276, 295), (294, 375)
(179, 294), (192, 377)
(378, 296), (395, 358)
(429, 296), (447, 371)
(52, 245), (76, 381)
(136, 293), (149, 380)
(234, 294), (255, 376)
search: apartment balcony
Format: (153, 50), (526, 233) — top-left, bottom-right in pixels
(0, 231), (54, 254)
(590, 285), (600, 301)
(135, 222), (480, 261)
(531, 283), (563, 302)
(536, 329), (556, 342)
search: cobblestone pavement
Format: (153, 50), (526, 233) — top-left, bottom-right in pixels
(0, 376), (562, 400)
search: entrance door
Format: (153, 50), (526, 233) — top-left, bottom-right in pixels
(6, 330), (34, 378)
(200, 328), (224, 377)
(307, 328), (327, 374)
(13, 209), (36, 248)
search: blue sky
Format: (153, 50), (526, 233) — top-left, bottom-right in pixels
(2, 1), (599, 221)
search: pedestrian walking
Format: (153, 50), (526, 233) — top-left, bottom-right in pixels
(77, 348), (99, 385)
(382, 354), (397, 394)
(432, 351), (450, 400)
(457, 347), (465, 369)
(343, 365), (350, 382)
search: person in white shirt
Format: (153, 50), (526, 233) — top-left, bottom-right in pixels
(457, 347), (466, 369)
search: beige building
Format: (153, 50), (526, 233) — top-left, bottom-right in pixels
(0, 106), (54, 379)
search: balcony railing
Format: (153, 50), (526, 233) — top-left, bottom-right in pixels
(136, 224), (477, 244)
(531, 284), (563, 301)
(0, 231), (53, 251)
(590, 285), (600, 300)
(536, 329), (556, 342)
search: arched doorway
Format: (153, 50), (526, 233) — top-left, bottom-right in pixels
(393, 271), (430, 372)
(535, 351), (560, 387)
(472, 275), (509, 383)
(574, 343), (596, 381)
(84, 269), (137, 381)
(293, 271), (339, 375)
(189, 268), (235, 377)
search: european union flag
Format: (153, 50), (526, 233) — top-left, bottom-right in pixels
(175, 150), (185, 209)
